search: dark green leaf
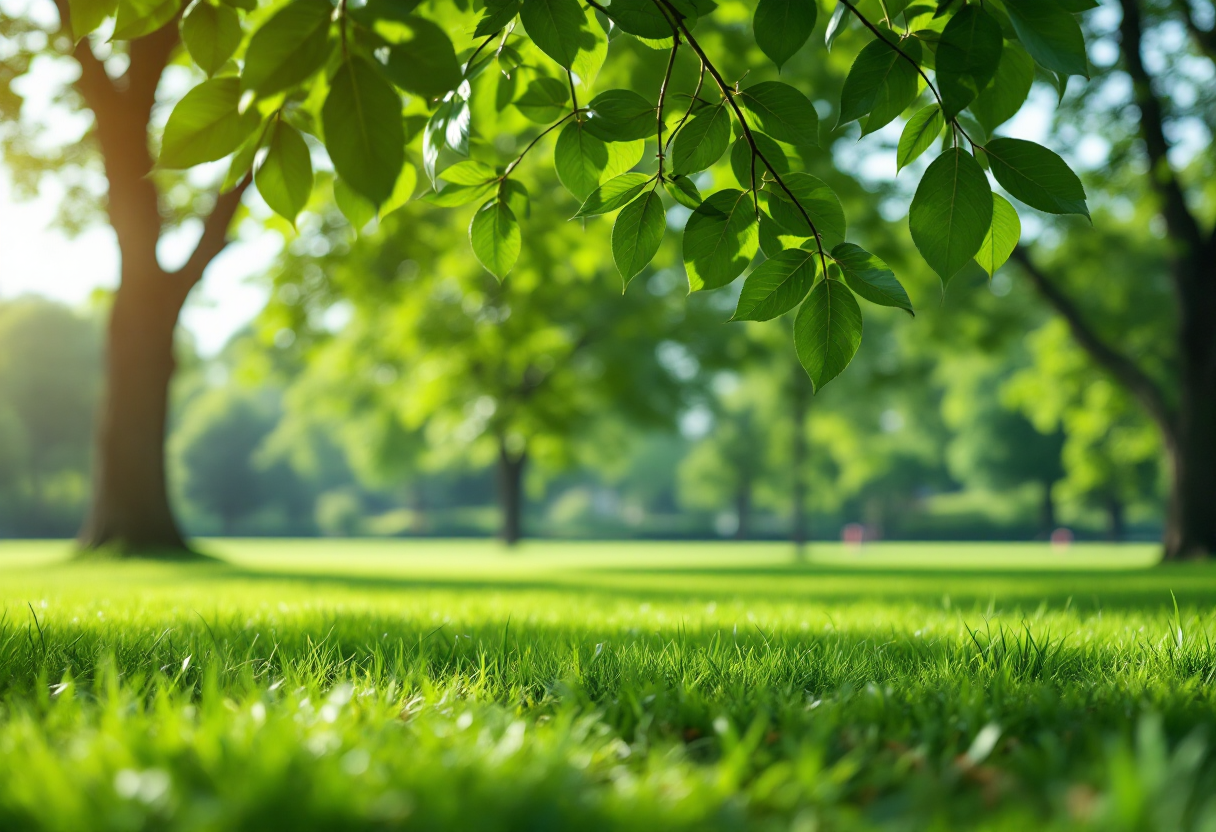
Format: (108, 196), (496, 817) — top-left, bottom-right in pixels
(794, 275), (863, 392)
(422, 95), (470, 183)
(381, 17), (463, 99)
(730, 133), (789, 189)
(584, 89), (656, 142)
(908, 148), (993, 281)
(896, 104), (944, 171)
(470, 199), (521, 280)
(970, 41), (1034, 133)
(1004, 0), (1088, 78)
(334, 177), (377, 231)
(554, 121), (644, 201)
(574, 172), (653, 217)
(664, 175), (703, 208)
(159, 76), (259, 169)
(682, 189), (760, 291)
(600, 0), (674, 38)
(519, 0), (591, 69)
(936, 5), (1003, 120)
(68, 0), (118, 40)
(113, 0), (180, 40)
(672, 104), (731, 175)
(732, 248), (818, 321)
(502, 179), (530, 220)
(612, 189), (666, 284)
(242, 0), (333, 96)
(255, 119), (313, 223)
(832, 242), (912, 314)
(514, 77), (570, 123)
(837, 36), (921, 134)
(738, 81), (819, 145)
(322, 57), (405, 207)
(762, 172), (846, 247)
(754, 0), (816, 70)
(975, 193), (1020, 276)
(983, 137), (1088, 216)
(825, 1), (848, 51)
(475, 0), (520, 36)
(222, 126), (263, 191)
(421, 181), (497, 207)
(181, 1), (242, 76)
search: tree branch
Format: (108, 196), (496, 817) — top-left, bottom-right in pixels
(1118, 0), (1205, 256)
(1013, 245), (1176, 435)
(174, 176), (253, 289)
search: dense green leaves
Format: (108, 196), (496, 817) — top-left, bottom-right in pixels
(520, 0), (590, 69)
(683, 189), (760, 291)
(730, 133), (789, 189)
(575, 172), (653, 217)
(671, 104), (731, 175)
(322, 57), (406, 207)
(738, 82), (819, 145)
(794, 275), (863, 391)
(731, 248), (818, 321)
(180, 1), (242, 77)
(832, 243), (912, 314)
(381, 16), (463, 100)
(470, 200), (521, 280)
(475, 0), (520, 36)
(975, 194), (1020, 276)
(753, 0), (816, 70)
(838, 37), (921, 135)
(159, 76), (258, 169)
(554, 122), (643, 201)
(897, 105), (944, 171)
(970, 43), (1034, 134)
(255, 119), (312, 223)
(601, 0), (675, 38)
(584, 90), (657, 142)
(612, 189), (666, 284)
(242, 0), (333, 96)
(909, 148), (993, 282)
(936, 6), (1003, 120)
(1004, 0), (1089, 78)
(763, 173), (846, 247)
(983, 138), (1088, 216)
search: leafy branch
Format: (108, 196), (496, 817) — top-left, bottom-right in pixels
(655, 33), (681, 179)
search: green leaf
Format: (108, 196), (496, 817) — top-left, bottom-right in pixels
(571, 6), (609, 89)
(758, 211), (798, 257)
(832, 242), (912, 314)
(1004, 0), (1089, 78)
(671, 104), (731, 175)
(470, 200), (521, 280)
(612, 189), (666, 284)
(322, 57), (405, 208)
(762, 172), (846, 247)
(574, 172), (653, 217)
(975, 193), (1020, 276)
(824, 1), (848, 51)
(682, 189), (760, 292)
(501, 179), (530, 219)
(68, 0), (118, 40)
(584, 89), (656, 142)
(159, 77), (259, 169)
(837, 36), (921, 134)
(255, 120), (313, 223)
(334, 177), (377, 232)
(422, 95), (471, 184)
(600, 0), (675, 38)
(222, 125), (263, 191)
(664, 175), (703, 208)
(519, 0), (591, 69)
(421, 181), (496, 207)
(908, 148), (993, 281)
(180, 1), (242, 76)
(936, 6), (1003, 120)
(730, 133), (789, 189)
(754, 0), (816, 70)
(554, 121), (644, 201)
(113, 0), (180, 40)
(381, 17), (463, 100)
(379, 163), (418, 218)
(732, 248), (818, 321)
(970, 41), (1034, 134)
(794, 276), (863, 392)
(242, 0), (334, 96)
(475, 0), (520, 36)
(439, 160), (498, 185)
(896, 104), (944, 171)
(983, 137), (1089, 217)
(349, 0), (424, 25)
(514, 77), (570, 123)
(738, 81), (819, 145)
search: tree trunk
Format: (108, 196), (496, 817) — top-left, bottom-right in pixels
(1038, 479), (1056, 539)
(77, 268), (192, 555)
(497, 442), (527, 546)
(733, 479), (751, 540)
(1105, 494), (1125, 542)
(1161, 353), (1216, 559)
(791, 368), (809, 560)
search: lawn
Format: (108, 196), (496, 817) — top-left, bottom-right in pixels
(1, 539), (1214, 831)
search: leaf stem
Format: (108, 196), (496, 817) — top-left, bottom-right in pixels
(501, 110), (580, 183)
(665, 62), (705, 156)
(656, 33), (680, 179)
(567, 69), (580, 114)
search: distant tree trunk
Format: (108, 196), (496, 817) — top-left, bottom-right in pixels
(1039, 479), (1056, 538)
(733, 479), (751, 540)
(1105, 494), (1126, 542)
(791, 369), (809, 560)
(1162, 376), (1216, 559)
(497, 442), (527, 546)
(78, 269), (191, 553)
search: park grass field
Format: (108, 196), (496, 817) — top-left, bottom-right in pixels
(1, 539), (1215, 831)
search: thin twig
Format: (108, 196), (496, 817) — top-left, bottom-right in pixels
(656, 34), (680, 178)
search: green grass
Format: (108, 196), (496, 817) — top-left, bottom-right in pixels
(2, 539), (1215, 831)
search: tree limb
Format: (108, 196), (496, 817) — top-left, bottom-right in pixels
(1013, 245), (1176, 435)
(174, 176), (253, 290)
(1118, 0), (1205, 255)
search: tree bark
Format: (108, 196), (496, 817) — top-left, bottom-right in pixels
(1162, 361), (1216, 558)
(1105, 494), (1126, 542)
(497, 443), (527, 546)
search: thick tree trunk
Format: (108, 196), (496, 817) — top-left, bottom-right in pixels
(791, 369), (809, 560)
(497, 443), (527, 546)
(77, 268), (191, 555)
(1161, 345), (1216, 559)
(1105, 495), (1126, 542)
